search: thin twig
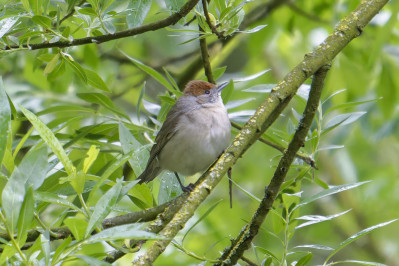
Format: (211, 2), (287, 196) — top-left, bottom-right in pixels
(199, 26), (216, 84)
(287, 2), (330, 24)
(202, 0), (225, 39)
(216, 64), (331, 265)
(2, 0), (200, 51)
(58, 0), (86, 26)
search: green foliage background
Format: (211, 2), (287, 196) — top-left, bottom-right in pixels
(0, 0), (398, 265)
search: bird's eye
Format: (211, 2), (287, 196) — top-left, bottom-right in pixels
(204, 90), (210, 94)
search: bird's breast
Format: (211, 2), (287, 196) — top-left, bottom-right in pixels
(159, 105), (231, 175)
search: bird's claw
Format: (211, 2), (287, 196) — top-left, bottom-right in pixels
(182, 183), (195, 193)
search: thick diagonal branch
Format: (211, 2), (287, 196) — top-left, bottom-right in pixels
(216, 64), (330, 265)
(132, 0), (389, 264)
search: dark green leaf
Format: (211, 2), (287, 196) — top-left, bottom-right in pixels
(84, 69), (110, 92)
(85, 180), (123, 238)
(63, 54), (88, 83)
(16, 187), (34, 245)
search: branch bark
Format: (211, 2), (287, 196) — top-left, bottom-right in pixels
(132, 0), (389, 264)
(216, 64), (330, 265)
(2, 0), (199, 51)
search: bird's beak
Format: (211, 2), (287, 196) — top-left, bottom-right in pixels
(217, 82), (229, 92)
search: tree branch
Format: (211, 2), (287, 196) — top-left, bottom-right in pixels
(216, 64), (331, 265)
(199, 26), (216, 84)
(231, 121), (317, 169)
(202, 0), (225, 39)
(131, 0), (389, 264)
(2, 0), (199, 51)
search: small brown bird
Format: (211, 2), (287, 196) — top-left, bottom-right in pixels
(137, 80), (231, 191)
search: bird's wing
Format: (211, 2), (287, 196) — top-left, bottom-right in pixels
(137, 102), (183, 183)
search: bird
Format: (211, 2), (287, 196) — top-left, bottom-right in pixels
(137, 80), (231, 192)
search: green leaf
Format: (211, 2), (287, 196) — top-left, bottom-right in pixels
(324, 219), (398, 264)
(77, 7), (98, 16)
(83, 145), (100, 174)
(0, 17), (19, 38)
(295, 209), (351, 229)
(328, 260), (389, 266)
(34, 191), (81, 212)
(295, 181), (370, 210)
(233, 69), (270, 82)
(377, 57), (398, 118)
(225, 98), (255, 110)
(294, 244), (333, 251)
(0, 77), (11, 165)
(120, 51), (177, 93)
(182, 200), (222, 245)
(16, 187), (34, 246)
(44, 53), (60, 75)
(221, 80), (234, 104)
(84, 224), (164, 244)
(21, 0), (31, 13)
(90, 150), (134, 196)
(1, 167), (26, 234)
(0, 245), (17, 265)
(84, 69), (110, 92)
(127, 0), (152, 28)
(323, 112), (366, 133)
(296, 252), (312, 266)
(85, 180), (122, 238)
(119, 123), (149, 177)
(32, 15), (52, 28)
(64, 216), (88, 241)
(243, 84), (276, 93)
(137, 82), (146, 121)
(74, 255), (111, 266)
(18, 145), (48, 190)
(77, 93), (115, 109)
(323, 98), (379, 117)
(47, 59), (66, 81)
(19, 106), (76, 176)
(63, 54), (87, 83)
(164, 0), (185, 12)
(52, 236), (72, 264)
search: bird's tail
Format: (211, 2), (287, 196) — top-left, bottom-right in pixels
(137, 163), (162, 184)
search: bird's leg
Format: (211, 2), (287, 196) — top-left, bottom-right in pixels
(228, 167), (233, 208)
(174, 172), (194, 192)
